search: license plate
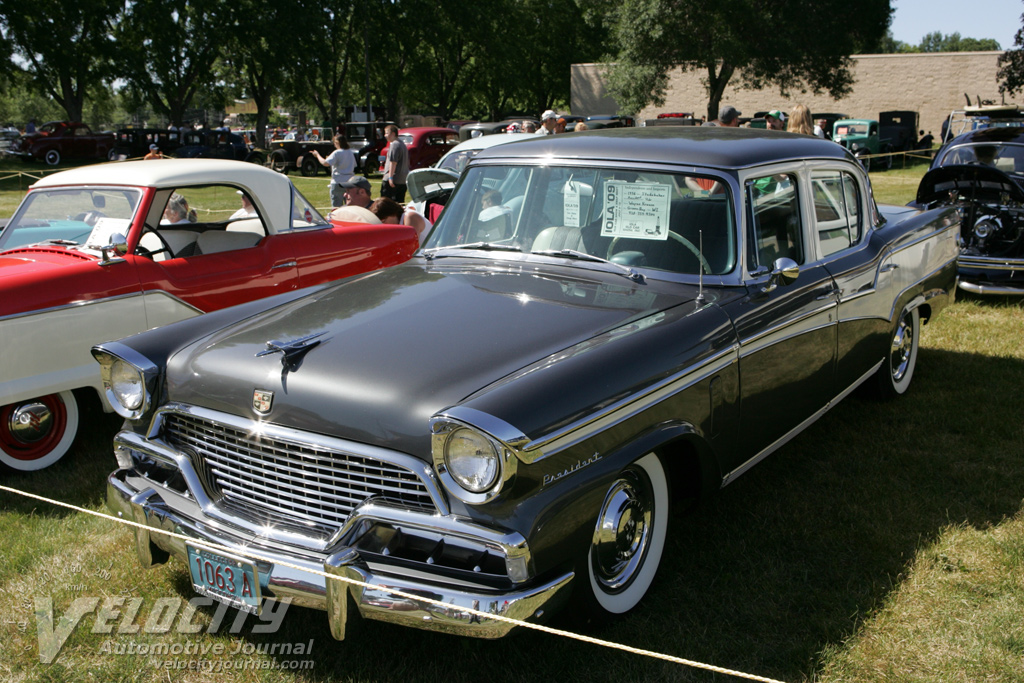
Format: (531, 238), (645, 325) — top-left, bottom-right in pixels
(186, 544), (262, 615)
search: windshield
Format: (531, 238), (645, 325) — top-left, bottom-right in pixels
(835, 124), (866, 136)
(937, 142), (1024, 174)
(0, 187), (142, 252)
(424, 164), (737, 276)
(437, 149), (479, 173)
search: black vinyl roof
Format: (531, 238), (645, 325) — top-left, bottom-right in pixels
(474, 125), (852, 169)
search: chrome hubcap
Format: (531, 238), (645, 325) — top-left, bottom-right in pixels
(890, 315), (913, 382)
(592, 471), (653, 593)
(8, 402), (53, 445)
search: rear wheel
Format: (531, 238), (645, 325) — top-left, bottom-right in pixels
(44, 149), (61, 166)
(578, 453), (669, 617)
(300, 156), (319, 177)
(875, 306), (919, 398)
(0, 391), (80, 471)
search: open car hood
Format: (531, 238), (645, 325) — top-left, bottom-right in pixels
(916, 164), (1024, 205)
(407, 167), (459, 204)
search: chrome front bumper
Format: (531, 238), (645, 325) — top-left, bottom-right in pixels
(107, 468), (573, 639)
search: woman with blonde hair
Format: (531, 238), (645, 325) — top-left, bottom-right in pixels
(787, 104), (825, 138)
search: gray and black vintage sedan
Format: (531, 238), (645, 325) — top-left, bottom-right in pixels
(97, 127), (959, 639)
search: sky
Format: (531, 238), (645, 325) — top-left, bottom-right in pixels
(889, 0), (1022, 50)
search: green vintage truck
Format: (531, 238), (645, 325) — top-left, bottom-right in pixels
(832, 118), (893, 172)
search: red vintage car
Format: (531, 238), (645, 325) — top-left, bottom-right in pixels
(9, 121), (115, 166)
(378, 127), (459, 173)
(0, 158), (418, 471)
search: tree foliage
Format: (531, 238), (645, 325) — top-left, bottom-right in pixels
(115, 0), (229, 127)
(0, 0), (609, 129)
(605, 0), (891, 119)
(0, 0), (120, 122)
(999, 11), (1024, 97)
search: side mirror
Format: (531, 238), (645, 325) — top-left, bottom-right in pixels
(762, 257), (799, 293)
(98, 233), (128, 265)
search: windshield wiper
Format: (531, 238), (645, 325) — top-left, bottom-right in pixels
(531, 248), (646, 284)
(423, 242), (523, 260)
(38, 239), (79, 246)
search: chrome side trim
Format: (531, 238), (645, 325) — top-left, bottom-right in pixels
(0, 288), (201, 324)
(513, 345), (738, 462)
(720, 361), (881, 486)
(738, 301), (836, 350)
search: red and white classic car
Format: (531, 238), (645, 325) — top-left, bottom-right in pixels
(0, 159), (418, 471)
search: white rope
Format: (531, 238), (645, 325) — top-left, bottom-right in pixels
(0, 483), (787, 683)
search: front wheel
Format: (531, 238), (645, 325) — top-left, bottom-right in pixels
(0, 391), (80, 471)
(269, 151), (289, 174)
(875, 306), (919, 398)
(854, 148), (871, 173)
(44, 148), (61, 166)
(580, 453), (669, 616)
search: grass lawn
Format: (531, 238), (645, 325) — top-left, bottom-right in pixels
(2, 152), (1023, 682)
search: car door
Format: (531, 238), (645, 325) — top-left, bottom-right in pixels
(719, 171), (839, 482)
(809, 168), (895, 392)
(127, 186), (300, 324)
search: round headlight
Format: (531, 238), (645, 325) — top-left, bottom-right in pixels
(444, 428), (499, 493)
(110, 360), (145, 411)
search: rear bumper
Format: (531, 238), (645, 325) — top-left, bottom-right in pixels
(107, 467), (573, 639)
(958, 256), (1024, 295)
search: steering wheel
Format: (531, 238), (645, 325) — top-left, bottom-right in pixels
(136, 225), (174, 260)
(607, 230), (712, 274)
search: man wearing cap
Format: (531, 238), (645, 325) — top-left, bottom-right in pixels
(701, 105), (742, 128)
(339, 175), (373, 209)
(537, 110), (558, 135)
(765, 110), (786, 131)
(144, 144), (162, 160)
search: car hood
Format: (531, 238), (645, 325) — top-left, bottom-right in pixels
(0, 247), (95, 277)
(166, 260), (697, 457)
(916, 164), (1024, 204)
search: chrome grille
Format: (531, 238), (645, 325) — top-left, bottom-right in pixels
(162, 413), (436, 533)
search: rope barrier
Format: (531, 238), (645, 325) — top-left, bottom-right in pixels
(0, 482), (787, 683)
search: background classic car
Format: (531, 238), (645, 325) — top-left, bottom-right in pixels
(98, 128), (959, 640)
(9, 121), (115, 166)
(913, 125), (1024, 295)
(0, 159), (418, 471)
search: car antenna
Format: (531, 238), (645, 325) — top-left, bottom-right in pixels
(695, 229), (706, 307)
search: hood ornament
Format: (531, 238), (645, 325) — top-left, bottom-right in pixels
(256, 332), (327, 371)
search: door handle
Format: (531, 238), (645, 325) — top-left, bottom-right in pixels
(271, 260), (297, 270)
(880, 263), (899, 273)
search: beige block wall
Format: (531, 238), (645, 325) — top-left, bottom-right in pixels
(572, 52), (1006, 135)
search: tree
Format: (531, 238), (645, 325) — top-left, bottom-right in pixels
(114, 0), (228, 128)
(280, 0), (359, 126)
(221, 0), (295, 146)
(0, 0), (120, 123)
(604, 0), (891, 120)
(999, 12), (1024, 97)
(919, 31), (1000, 52)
